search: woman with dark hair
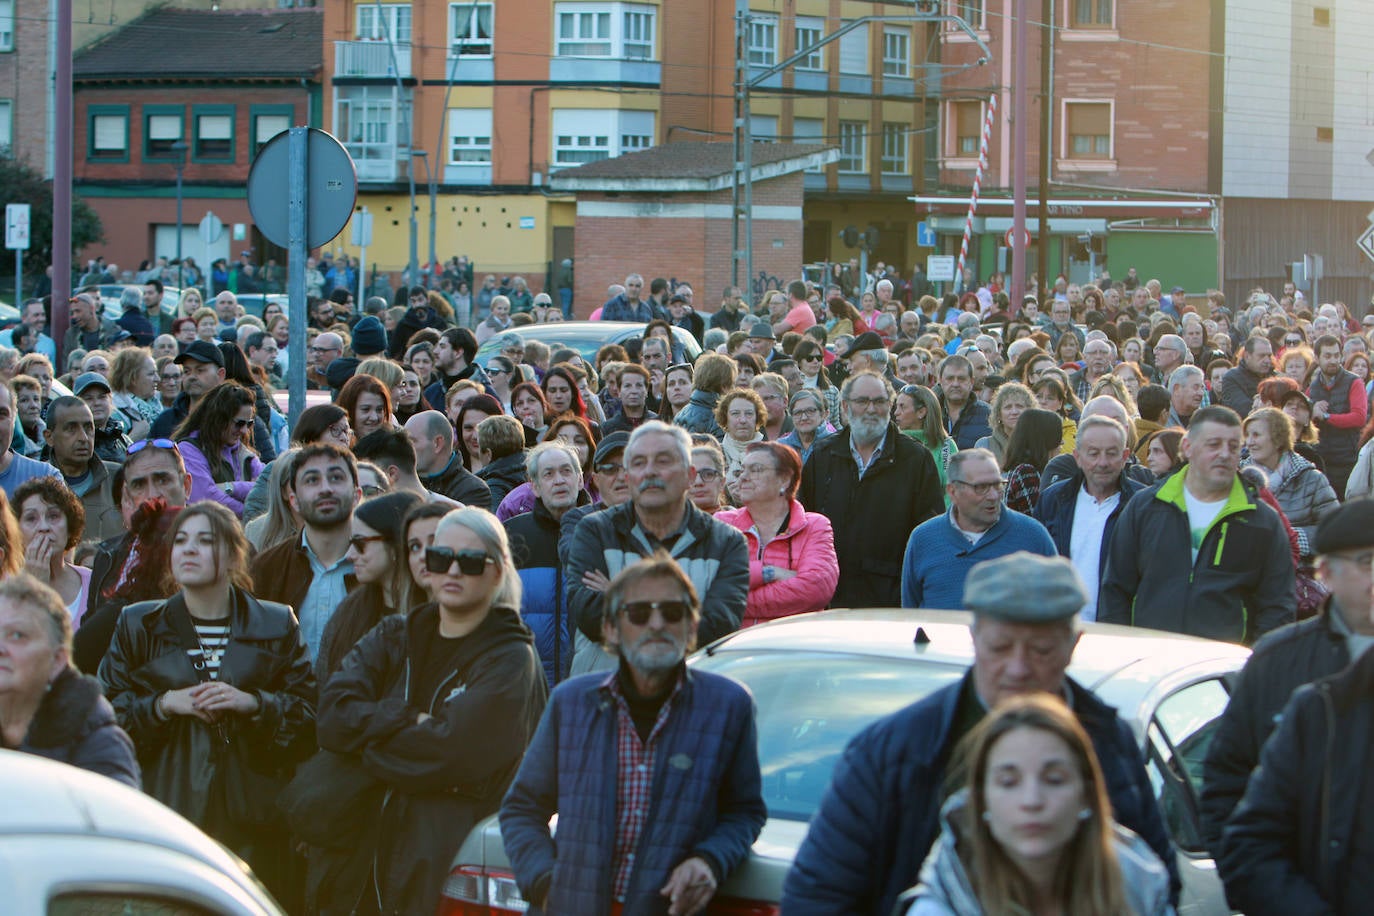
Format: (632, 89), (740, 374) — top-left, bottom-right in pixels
(12, 478), (90, 626)
(511, 380), (551, 439)
(792, 336), (841, 426)
(733, 352), (765, 387)
(174, 381), (264, 518)
(219, 341), (281, 460)
(825, 296), (867, 342)
(643, 318), (682, 363)
(456, 394), (504, 472)
(663, 362), (694, 420)
(716, 441), (838, 626)
(99, 501), (315, 900)
(1001, 407), (1064, 515)
(406, 341), (437, 391)
(905, 694), (1171, 916)
(292, 403), (353, 449)
(393, 365), (426, 425)
(541, 364), (600, 437)
(337, 373), (394, 443)
(317, 507), (546, 916)
(1033, 374), (1080, 453)
(1138, 427), (1186, 481)
(315, 491), (424, 685)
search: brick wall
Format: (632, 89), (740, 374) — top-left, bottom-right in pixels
(0, 0), (53, 169)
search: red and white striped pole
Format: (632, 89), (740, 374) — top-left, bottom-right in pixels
(955, 93), (999, 293)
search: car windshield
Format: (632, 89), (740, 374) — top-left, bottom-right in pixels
(694, 651), (964, 821)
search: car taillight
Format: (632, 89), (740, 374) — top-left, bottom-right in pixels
(710, 900), (779, 916)
(437, 866), (529, 916)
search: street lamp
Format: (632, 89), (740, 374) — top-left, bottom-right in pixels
(411, 149), (436, 287)
(171, 140), (188, 293)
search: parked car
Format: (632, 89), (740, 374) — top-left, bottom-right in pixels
(234, 293), (291, 320)
(0, 750), (284, 915)
(95, 284), (181, 323)
(473, 320), (703, 367)
(442, 610), (1249, 916)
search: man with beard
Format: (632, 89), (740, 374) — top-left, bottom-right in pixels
(250, 444), (360, 662)
(800, 371), (944, 607)
(565, 422), (748, 676)
(505, 442), (591, 687)
(424, 326), (491, 410)
(501, 551), (766, 915)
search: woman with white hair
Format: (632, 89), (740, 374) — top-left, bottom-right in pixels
(317, 507), (548, 916)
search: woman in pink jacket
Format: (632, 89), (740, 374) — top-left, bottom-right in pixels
(716, 441), (838, 627)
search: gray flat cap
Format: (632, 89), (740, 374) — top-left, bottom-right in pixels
(963, 552), (1086, 622)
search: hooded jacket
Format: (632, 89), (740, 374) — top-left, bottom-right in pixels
(317, 603), (547, 916)
(903, 792), (1172, 916)
(15, 667), (140, 789)
(1098, 471), (1295, 644)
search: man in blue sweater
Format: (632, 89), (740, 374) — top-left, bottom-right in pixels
(900, 448), (1056, 608)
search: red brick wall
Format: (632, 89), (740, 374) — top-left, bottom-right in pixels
(74, 86), (310, 184)
(570, 172), (805, 317)
(83, 196), (255, 272)
(0, 0), (52, 169)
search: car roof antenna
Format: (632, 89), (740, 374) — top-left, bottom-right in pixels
(913, 626), (931, 647)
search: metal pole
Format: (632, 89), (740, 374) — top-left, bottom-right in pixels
(174, 156), (184, 294)
(286, 127), (308, 431)
(731, 9), (748, 290)
(428, 163), (437, 287)
(14, 249), (20, 307)
(1010, 0), (1029, 300)
(52, 0), (72, 365)
(358, 206), (368, 299)
(1037, 0), (1052, 309)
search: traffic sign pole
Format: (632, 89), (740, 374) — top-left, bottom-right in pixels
(287, 127), (308, 432)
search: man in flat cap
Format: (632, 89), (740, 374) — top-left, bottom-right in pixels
(1201, 499), (1374, 857)
(783, 552), (1177, 916)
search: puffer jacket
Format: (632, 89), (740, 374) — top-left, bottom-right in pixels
(673, 389), (724, 438)
(316, 603), (547, 916)
(1241, 450), (1338, 557)
(16, 666), (140, 789)
(902, 792), (1173, 916)
(500, 666), (766, 915)
(96, 590), (316, 825)
(715, 500), (838, 626)
(505, 494), (591, 685)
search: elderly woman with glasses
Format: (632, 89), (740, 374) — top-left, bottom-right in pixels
(174, 381), (264, 518)
(716, 441), (837, 626)
(317, 507), (547, 916)
(779, 388), (835, 463)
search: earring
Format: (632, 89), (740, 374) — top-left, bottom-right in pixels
(1077, 808), (1092, 822)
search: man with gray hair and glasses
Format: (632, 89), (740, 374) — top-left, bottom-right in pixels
(800, 371), (943, 608)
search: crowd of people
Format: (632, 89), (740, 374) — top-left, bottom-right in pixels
(0, 262), (1371, 915)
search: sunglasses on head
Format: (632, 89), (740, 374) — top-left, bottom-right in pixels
(618, 599), (691, 626)
(425, 546), (494, 576)
(127, 438), (179, 456)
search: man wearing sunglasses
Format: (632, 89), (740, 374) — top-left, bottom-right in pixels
(502, 552), (766, 915)
(565, 422), (748, 676)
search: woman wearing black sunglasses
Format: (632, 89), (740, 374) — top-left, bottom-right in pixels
(174, 381), (264, 518)
(318, 507), (548, 916)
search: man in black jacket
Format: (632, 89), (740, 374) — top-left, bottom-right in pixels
(799, 371), (944, 607)
(404, 410), (491, 509)
(1201, 500), (1374, 856)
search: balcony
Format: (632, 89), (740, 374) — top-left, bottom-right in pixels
(335, 40), (411, 80)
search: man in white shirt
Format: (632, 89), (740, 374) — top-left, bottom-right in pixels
(1034, 416), (1148, 620)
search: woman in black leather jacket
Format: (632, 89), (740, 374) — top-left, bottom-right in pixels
(98, 501), (315, 901)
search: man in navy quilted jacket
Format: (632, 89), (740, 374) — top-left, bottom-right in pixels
(500, 551), (766, 915)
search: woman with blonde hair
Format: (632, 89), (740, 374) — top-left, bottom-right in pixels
(904, 694), (1171, 916)
(177, 287), (204, 318)
(976, 382), (1033, 465)
(896, 385), (958, 497)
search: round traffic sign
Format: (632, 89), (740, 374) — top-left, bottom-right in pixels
(1004, 226), (1031, 248)
(247, 128), (358, 250)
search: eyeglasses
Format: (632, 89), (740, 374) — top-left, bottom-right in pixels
(694, 467), (721, 481)
(791, 406), (820, 419)
(594, 461), (624, 475)
(424, 547), (495, 576)
(309, 346), (340, 354)
(951, 479), (1003, 497)
(232, 419), (253, 430)
(739, 462), (777, 477)
(328, 423), (352, 439)
(160, 373), (181, 381)
(799, 354), (822, 363)
(1285, 338), (1302, 346)
(487, 367), (509, 376)
(618, 599), (691, 626)
(846, 396), (890, 410)
(360, 485), (386, 497)
(128, 438), (179, 456)
(348, 534), (385, 551)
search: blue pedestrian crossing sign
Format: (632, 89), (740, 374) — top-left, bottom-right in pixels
(917, 221), (936, 248)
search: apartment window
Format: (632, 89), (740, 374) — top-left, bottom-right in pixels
(838, 22), (868, 75)
(881, 123), (908, 174)
(357, 3), (412, 43)
(953, 100), (982, 157)
(88, 106), (129, 162)
(448, 108), (492, 164)
(552, 108), (654, 167)
(956, 0), (985, 29)
(793, 116), (824, 172)
(448, 3), (493, 56)
(1070, 0), (1113, 29)
(882, 29), (910, 77)
(1065, 101), (1112, 159)
(251, 108), (291, 156)
(795, 17), (823, 71)
(554, 3), (656, 59)
(838, 120), (866, 173)
(192, 107), (234, 161)
(0, 0), (13, 52)
(750, 115), (778, 142)
(144, 107), (185, 159)
(748, 14), (777, 66)
(0, 100), (11, 153)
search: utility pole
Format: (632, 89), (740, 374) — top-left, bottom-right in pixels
(1037, 0), (1052, 306)
(1011, 0), (1029, 301)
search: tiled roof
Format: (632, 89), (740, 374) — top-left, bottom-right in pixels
(74, 8), (322, 81)
(549, 141), (837, 192)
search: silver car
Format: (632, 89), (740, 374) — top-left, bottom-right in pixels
(0, 750), (284, 915)
(443, 610), (1249, 915)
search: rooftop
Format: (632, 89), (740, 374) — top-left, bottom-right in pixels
(74, 8), (322, 82)
(549, 141), (837, 193)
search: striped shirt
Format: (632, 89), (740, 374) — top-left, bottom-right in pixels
(189, 616), (230, 680)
